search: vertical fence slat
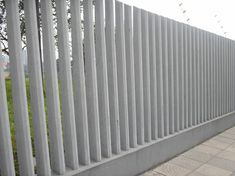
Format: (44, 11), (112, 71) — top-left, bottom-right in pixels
(169, 19), (175, 133)
(183, 24), (189, 128)
(84, 0), (102, 161)
(188, 26), (192, 127)
(219, 37), (222, 115)
(231, 40), (234, 112)
(208, 33), (213, 119)
(105, 0), (121, 154)
(133, 7), (145, 144)
(194, 28), (199, 124)
(223, 38), (226, 114)
(233, 42), (235, 111)
(209, 33), (212, 119)
(125, 4), (138, 147)
(95, 0), (112, 158)
(228, 39), (230, 113)
(71, 0), (90, 165)
(210, 34), (214, 118)
(55, 0), (79, 169)
(228, 40), (230, 112)
(204, 31), (207, 120)
(226, 39), (228, 113)
(149, 13), (158, 139)
(5, 0), (35, 175)
(24, 0), (51, 174)
(167, 19), (174, 134)
(225, 39), (228, 113)
(162, 17), (170, 135)
(226, 39), (229, 113)
(229, 40), (233, 112)
(192, 27), (197, 125)
(212, 34), (216, 118)
(155, 15), (165, 137)
(200, 30), (205, 122)
(218, 36), (220, 116)
(216, 36), (220, 117)
(141, 10), (152, 142)
(203, 31), (207, 121)
(214, 34), (217, 117)
(178, 23), (185, 130)
(116, 1), (130, 150)
(228, 40), (231, 112)
(231, 40), (233, 111)
(207, 33), (211, 119)
(0, 41), (15, 176)
(214, 35), (218, 117)
(219, 37), (223, 116)
(212, 34), (214, 117)
(232, 41), (235, 111)
(222, 38), (225, 114)
(228, 39), (230, 112)
(173, 21), (180, 131)
(232, 41), (234, 111)
(206, 32), (209, 119)
(233, 41), (235, 111)
(196, 28), (201, 124)
(41, 0), (66, 173)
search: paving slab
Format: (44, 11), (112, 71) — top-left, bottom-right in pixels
(153, 163), (191, 176)
(218, 150), (235, 162)
(219, 132), (235, 140)
(225, 143), (235, 153)
(208, 156), (235, 172)
(195, 164), (232, 176)
(169, 155), (203, 170)
(211, 135), (235, 144)
(202, 139), (231, 150)
(187, 172), (205, 176)
(192, 144), (221, 155)
(182, 150), (213, 163)
(141, 171), (166, 176)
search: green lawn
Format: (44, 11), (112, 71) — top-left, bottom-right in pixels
(5, 77), (62, 175)
(6, 78), (34, 175)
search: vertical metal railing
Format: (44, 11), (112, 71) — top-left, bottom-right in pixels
(1, 0), (235, 175)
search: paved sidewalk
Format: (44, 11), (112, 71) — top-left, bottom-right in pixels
(140, 126), (235, 176)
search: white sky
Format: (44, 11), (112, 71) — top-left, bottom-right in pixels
(119, 0), (235, 40)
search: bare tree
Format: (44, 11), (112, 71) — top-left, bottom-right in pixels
(0, 0), (77, 56)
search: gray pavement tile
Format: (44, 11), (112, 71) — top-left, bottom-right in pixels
(196, 164), (232, 176)
(182, 150), (213, 163)
(202, 139), (231, 150)
(169, 155), (203, 171)
(141, 170), (166, 176)
(219, 132), (235, 140)
(218, 150), (235, 162)
(208, 156), (235, 172)
(212, 135), (235, 144)
(225, 129), (235, 135)
(192, 144), (221, 155)
(153, 163), (190, 176)
(187, 172), (205, 176)
(226, 144), (235, 153)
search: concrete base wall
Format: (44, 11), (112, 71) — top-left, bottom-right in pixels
(64, 112), (235, 176)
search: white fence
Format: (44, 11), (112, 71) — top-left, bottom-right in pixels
(1, 0), (235, 175)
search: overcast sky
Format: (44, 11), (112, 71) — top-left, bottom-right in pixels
(119, 0), (235, 40)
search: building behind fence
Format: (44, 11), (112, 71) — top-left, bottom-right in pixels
(0, 0), (235, 176)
